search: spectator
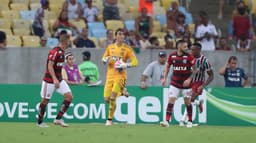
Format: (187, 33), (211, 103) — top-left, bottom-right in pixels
(139, 0), (156, 15)
(166, 1), (182, 33)
(219, 56), (250, 87)
(82, 0), (99, 22)
(125, 30), (141, 49)
(140, 51), (171, 88)
(163, 34), (175, 49)
(175, 13), (189, 38)
(103, 0), (120, 23)
(53, 10), (79, 37)
(216, 37), (231, 50)
(135, 7), (153, 41)
(146, 36), (162, 49)
(32, 0), (49, 37)
(62, 52), (84, 85)
(62, 0), (83, 21)
(39, 36), (48, 48)
(232, 1), (251, 40)
(73, 27), (96, 48)
(195, 11), (218, 51)
(78, 51), (101, 85)
(0, 31), (7, 48)
(103, 29), (115, 48)
(236, 34), (251, 52)
(182, 32), (192, 48)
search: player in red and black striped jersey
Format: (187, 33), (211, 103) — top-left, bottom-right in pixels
(37, 35), (73, 128)
(160, 40), (197, 128)
(180, 43), (214, 126)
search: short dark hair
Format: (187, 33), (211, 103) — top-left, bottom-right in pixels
(82, 51), (91, 61)
(0, 31), (6, 43)
(228, 56), (237, 63)
(192, 42), (202, 49)
(176, 39), (186, 49)
(65, 52), (73, 60)
(115, 28), (124, 36)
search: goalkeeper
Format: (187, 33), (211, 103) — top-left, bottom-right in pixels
(102, 28), (138, 126)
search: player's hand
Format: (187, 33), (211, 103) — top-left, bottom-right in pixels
(114, 59), (127, 69)
(140, 81), (147, 89)
(53, 78), (60, 89)
(183, 78), (192, 87)
(161, 78), (166, 86)
(197, 85), (204, 94)
(102, 56), (110, 65)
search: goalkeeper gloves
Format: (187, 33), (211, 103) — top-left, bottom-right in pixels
(114, 59), (130, 69)
(102, 56), (110, 65)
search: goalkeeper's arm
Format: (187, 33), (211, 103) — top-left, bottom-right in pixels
(126, 56), (138, 68)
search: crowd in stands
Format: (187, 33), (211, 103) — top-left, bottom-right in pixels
(0, 0), (255, 52)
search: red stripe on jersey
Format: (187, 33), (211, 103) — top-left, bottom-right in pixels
(43, 47), (65, 83)
(168, 52), (195, 88)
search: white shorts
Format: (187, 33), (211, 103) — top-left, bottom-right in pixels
(40, 80), (71, 99)
(168, 85), (192, 98)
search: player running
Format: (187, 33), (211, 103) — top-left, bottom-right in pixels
(102, 28), (138, 126)
(179, 43), (214, 126)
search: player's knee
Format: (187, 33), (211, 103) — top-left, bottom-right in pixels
(104, 97), (110, 103)
(41, 99), (49, 105)
(64, 92), (73, 101)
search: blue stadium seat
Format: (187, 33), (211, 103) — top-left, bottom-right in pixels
(185, 13), (193, 24)
(124, 20), (135, 31)
(91, 28), (107, 39)
(178, 6), (187, 15)
(20, 10), (36, 20)
(46, 38), (59, 48)
(87, 22), (106, 36)
(155, 15), (167, 26)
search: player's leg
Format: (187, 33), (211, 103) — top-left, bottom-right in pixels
(183, 89), (193, 128)
(37, 81), (55, 127)
(160, 85), (179, 127)
(106, 79), (125, 125)
(55, 80), (73, 127)
(191, 82), (204, 113)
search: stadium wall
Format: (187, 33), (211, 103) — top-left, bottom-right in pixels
(0, 48), (253, 87)
(0, 85), (255, 126)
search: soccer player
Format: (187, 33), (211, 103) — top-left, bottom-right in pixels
(102, 28), (138, 126)
(37, 35), (73, 128)
(160, 39), (196, 128)
(180, 43), (214, 126)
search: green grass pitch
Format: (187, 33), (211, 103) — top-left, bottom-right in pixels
(0, 122), (255, 143)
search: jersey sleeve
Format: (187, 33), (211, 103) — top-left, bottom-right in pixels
(204, 58), (212, 71)
(48, 49), (58, 62)
(167, 54), (172, 65)
(127, 47), (138, 67)
(102, 46), (110, 60)
(142, 63), (153, 77)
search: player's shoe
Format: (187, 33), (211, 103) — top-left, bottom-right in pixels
(105, 120), (112, 126)
(186, 121), (193, 128)
(160, 121), (169, 127)
(53, 119), (69, 127)
(198, 100), (204, 113)
(179, 121), (185, 127)
(122, 88), (129, 97)
(37, 122), (49, 128)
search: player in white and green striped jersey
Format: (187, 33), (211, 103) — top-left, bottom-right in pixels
(180, 43), (214, 126)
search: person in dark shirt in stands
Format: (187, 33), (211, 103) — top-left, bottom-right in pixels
(219, 56), (250, 87)
(73, 27), (96, 48)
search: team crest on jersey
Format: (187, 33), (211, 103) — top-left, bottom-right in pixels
(237, 72), (240, 76)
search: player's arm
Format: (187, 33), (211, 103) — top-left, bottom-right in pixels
(119, 48), (139, 68)
(102, 47), (110, 64)
(48, 60), (60, 88)
(203, 69), (214, 87)
(162, 63), (170, 86)
(219, 62), (228, 75)
(242, 70), (250, 87)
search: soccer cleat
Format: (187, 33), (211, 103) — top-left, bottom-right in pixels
(37, 122), (49, 128)
(160, 121), (169, 127)
(179, 121), (185, 127)
(105, 120), (112, 126)
(186, 121), (193, 128)
(198, 100), (204, 113)
(53, 119), (69, 127)
(122, 88), (129, 97)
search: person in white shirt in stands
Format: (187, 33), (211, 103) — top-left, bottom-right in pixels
(63, 0), (83, 20)
(195, 11), (218, 51)
(82, 0), (98, 22)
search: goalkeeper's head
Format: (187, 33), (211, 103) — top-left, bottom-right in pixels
(82, 51), (91, 61)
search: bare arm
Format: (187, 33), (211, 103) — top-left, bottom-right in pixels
(243, 79), (250, 87)
(219, 62), (228, 75)
(161, 63), (170, 86)
(48, 61), (59, 88)
(203, 70), (214, 87)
